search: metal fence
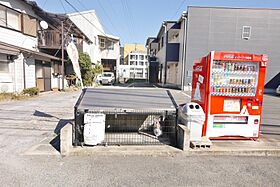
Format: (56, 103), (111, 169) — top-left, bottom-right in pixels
(74, 110), (177, 146)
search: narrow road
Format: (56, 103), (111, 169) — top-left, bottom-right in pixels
(0, 88), (279, 186)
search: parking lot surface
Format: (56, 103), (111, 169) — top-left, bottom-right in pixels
(0, 88), (280, 186)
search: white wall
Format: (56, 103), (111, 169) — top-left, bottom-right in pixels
(0, 53), (37, 93)
(100, 40), (120, 78)
(156, 44), (166, 82)
(177, 20), (185, 88)
(14, 53), (24, 92)
(68, 11), (104, 64)
(24, 57), (35, 88)
(0, 26), (37, 51)
(0, 54), (14, 92)
(100, 41), (120, 60)
(118, 65), (130, 79)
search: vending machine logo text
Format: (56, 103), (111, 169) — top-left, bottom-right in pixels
(194, 66), (203, 72)
(224, 54), (252, 60)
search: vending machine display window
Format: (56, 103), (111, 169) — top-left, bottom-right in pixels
(210, 60), (260, 97)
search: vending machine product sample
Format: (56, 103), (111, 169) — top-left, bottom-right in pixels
(191, 51), (268, 139)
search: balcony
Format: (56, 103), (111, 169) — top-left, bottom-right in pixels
(38, 30), (83, 51)
(166, 43), (180, 62)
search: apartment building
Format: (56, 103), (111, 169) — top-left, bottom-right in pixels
(118, 44), (148, 81)
(123, 43), (146, 65)
(147, 6), (280, 90)
(146, 21), (181, 88)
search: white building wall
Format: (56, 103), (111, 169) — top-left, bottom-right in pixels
(100, 41), (120, 60)
(0, 25), (37, 51)
(100, 40), (120, 78)
(118, 65), (130, 79)
(177, 20), (185, 88)
(14, 53), (24, 92)
(156, 45), (166, 82)
(68, 11), (104, 64)
(24, 57), (36, 89)
(0, 55), (14, 92)
(127, 52), (148, 79)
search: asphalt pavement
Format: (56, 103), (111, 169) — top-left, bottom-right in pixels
(0, 86), (280, 186)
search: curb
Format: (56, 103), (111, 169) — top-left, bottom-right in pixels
(187, 149), (280, 157)
(66, 146), (280, 157)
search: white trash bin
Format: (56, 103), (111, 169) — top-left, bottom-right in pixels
(180, 102), (205, 141)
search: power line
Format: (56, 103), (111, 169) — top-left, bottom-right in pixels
(53, 22), (73, 57)
(124, 0), (136, 36)
(96, 0), (121, 37)
(64, 0), (109, 38)
(120, 0), (134, 43)
(59, 0), (67, 13)
(170, 0), (187, 20)
(76, 0), (116, 37)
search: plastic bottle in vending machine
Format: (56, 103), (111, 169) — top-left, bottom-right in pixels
(228, 63), (231, 72)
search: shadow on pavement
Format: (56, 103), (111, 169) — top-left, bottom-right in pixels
(33, 109), (74, 153)
(50, 118), (74, 153)
(33, 110), (58, 119)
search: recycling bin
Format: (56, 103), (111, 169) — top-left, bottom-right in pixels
(178, 102), (205, 141)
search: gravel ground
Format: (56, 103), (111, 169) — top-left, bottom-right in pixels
(0, 88), (280, 186)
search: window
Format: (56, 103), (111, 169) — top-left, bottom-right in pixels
(0, 5), (38, 35)
(130, 55), (137, 60)
(53, 62), (61, 74)
(139, 61), (144, 66)
(161, 36), (164, 47)
(99, 38), (105, 48)
(139, 55), (144, 60)
(23, 14), (36, 36)
(94, 36), (97, 45)
(7, 9), (21, 31)
(0, 54), (9, 73)
(130, 61), (135, 65)
(0, 6), (6, 27)
(108, 41), (114, 50)
(242, 26), (251, 40)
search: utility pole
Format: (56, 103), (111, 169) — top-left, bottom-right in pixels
(61, 21), (64, 91)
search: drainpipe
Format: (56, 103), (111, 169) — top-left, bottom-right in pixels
(61, 21), (65, 91)
(23, 57), (26, 90)
(181, 12), (187, 91)
(162, 22), (167, 85)
(13, 55), (17, 92)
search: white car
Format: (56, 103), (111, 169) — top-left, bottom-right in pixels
(276, 85), (280, 95)
(96, 74), (102, 84)
(100, 72), (115, 85)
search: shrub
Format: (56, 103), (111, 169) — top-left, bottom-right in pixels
(22, 87), (39, 96)
(0, 92), (25, 101)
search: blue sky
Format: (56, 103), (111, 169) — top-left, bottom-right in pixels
(35, 0), (280, 46)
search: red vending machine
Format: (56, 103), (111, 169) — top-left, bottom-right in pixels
(191, 51), (268, 139)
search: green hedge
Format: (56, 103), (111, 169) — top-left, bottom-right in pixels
(22, 87), (39, 96)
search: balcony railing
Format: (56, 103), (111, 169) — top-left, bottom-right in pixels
(38, 30), (83, 51)
(166, 43), (180, 62)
